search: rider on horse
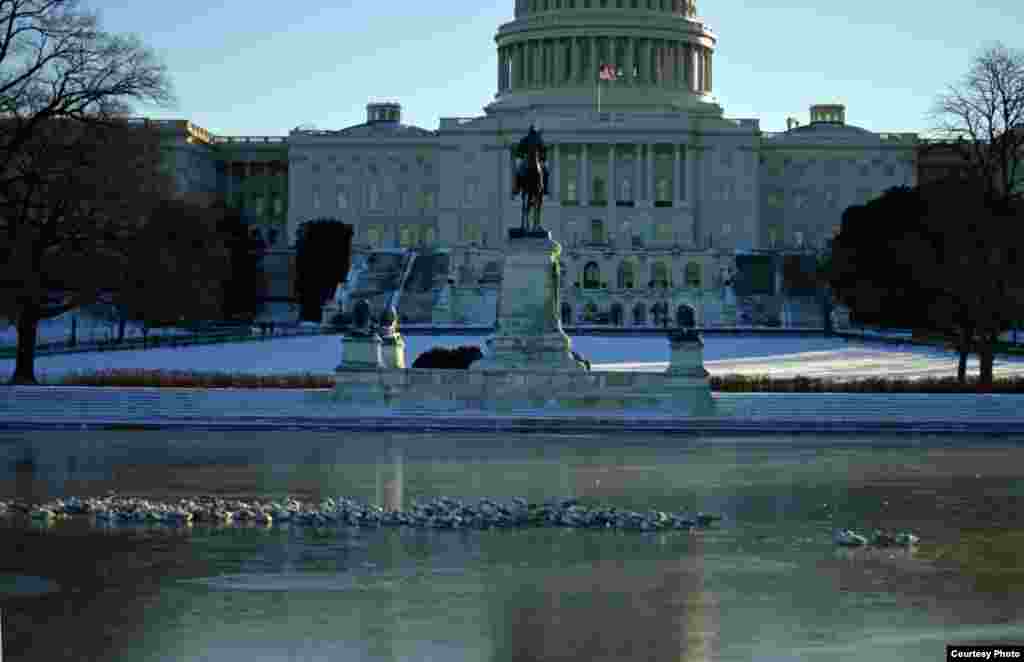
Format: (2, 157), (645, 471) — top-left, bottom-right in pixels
(513, 125), (550, 194)
(512, 125), (551, 232)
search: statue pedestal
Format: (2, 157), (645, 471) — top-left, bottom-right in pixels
(380, 332), (406, 370)
(472, 233), (584, 372)
(337, 333), (384, 371)
(666, 331), (708, 378)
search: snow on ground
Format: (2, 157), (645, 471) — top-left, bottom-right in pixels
(0, 311), (192, 346)
(4, 332), (1024, 385)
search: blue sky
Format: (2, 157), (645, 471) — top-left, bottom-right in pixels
(91, 0), (1022, 137)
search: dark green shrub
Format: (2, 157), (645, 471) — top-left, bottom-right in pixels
(412, 345), (484, 369)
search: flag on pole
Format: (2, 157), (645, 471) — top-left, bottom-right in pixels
(598, 63), (619, 81)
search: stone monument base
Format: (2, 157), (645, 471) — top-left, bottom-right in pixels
(336, 333), (383, 371)
(331, 367), (713, 415)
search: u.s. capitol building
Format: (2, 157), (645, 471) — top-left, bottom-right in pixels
(164, 0), (919, 329)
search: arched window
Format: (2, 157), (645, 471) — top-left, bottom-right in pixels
(611, 303), (624, 326)
(561, 302), (573, 327)
(684, 261), (701, 288)
(583, 302), (599, 322)
(632, 302), (646, 325)
(583, 261), (601, 289)
(651, 260), (669, 288)
(617, 259), (636, 289)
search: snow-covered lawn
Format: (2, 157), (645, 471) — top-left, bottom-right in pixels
(4, 332), (1024, 385)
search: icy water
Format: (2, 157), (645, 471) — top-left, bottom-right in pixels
(1, 430), (1023, 661)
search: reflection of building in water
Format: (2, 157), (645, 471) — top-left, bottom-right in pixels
(484, 533), (718, 661)
(376, 448), (404, 512)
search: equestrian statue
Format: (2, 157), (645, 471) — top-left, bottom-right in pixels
(511, 125), (551, 236)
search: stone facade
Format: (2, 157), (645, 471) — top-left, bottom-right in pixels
(142, 1), (924, 328)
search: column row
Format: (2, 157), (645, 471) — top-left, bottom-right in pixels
(518, 0), (695, 14)
(517, 143), (693, 206)
(497, 37), (712, 93)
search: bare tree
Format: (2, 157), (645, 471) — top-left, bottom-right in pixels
(930, 42), (1024, 208)
(0, 0), (176, 384)
(0, 0), (175, 166)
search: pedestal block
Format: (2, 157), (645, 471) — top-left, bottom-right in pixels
(473, 232), (584, 372)
(666, 331), (708, 378)
(380, 333), (406, 370)
(337, 333), (384, 371)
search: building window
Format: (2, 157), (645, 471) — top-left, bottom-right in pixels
(368, 163), (378, 176)
(654, 223), (672, 241)
(655, 178), (670, 203)
(884, 164), (896, 177)
(583, 261), (601, 289)
(425, 191), (435, 209)
(336, 187), (348, 209)
(366, 225), (383, 248)
(722, 222), (732, 235)
(591, 219), (605, 243)
(767, 224), (781, 248)
(253, 195), (265, 217)
(793, 190), (808, 209)
(464, 181), (477, 206)
(463, 221), (482, 243)
(859, 163), (870, 177)
(312, 186), (321, 210)
(720, 148), (733, 168)
(368, 183), (380, 210)
(651, 261), (669, 288)
(311, 162), (320, 174)
(420, 225), (435, 246)
(794, 231), (804, 247)
(566, 180), (578, 203)
(768, 189), (784, 208)
(591, 177), (606, 204)
(272, 194), (282, 216)
(267, 229), (279, 246)
(684, 262), (701, 288)
(399, 224), (415, 248)
(398, 186), (409, 210)
(633, 302), (646, 325)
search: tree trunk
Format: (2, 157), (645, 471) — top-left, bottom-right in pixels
(956, 326), (970, 384)
(978, 335), (995, 392)
(10, 302), (41, 385)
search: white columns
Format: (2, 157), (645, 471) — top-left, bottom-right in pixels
(589, 36), (597, 82)
(536, 39), (544, 87)
(572, 37), (581, 84)
(581, 143), (590, 206)
(630, 145), (638, 204)
(646, 143), (655, 202)
(557, 37), (565, 86)
(608, 143), (616, 207)
(692, 46), (701, 92)
(498, 48), (505, 92)
(624, 37), (634, 85)
(673, 144), (681, 203)
(640, 38), (650, 84)
(706, 49), (712, 91)
(551, 143), (560, 201)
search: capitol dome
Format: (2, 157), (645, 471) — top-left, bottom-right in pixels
(487, 0), (720, 115)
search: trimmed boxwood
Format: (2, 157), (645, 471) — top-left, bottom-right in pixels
(412, 345), (484, 370)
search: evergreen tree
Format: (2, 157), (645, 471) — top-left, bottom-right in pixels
(294, 219), (353, 323)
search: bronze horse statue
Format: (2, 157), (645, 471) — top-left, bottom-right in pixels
(512, 125), (550, 234)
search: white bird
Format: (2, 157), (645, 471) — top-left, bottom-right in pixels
(833, 528), (868, 546)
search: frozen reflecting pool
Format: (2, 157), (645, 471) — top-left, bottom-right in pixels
(1, 429), (1023, 661)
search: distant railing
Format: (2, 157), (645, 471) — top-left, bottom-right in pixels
(212, 136), (287, 144)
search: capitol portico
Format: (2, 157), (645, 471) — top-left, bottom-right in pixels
(277, 0), (919, 329)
